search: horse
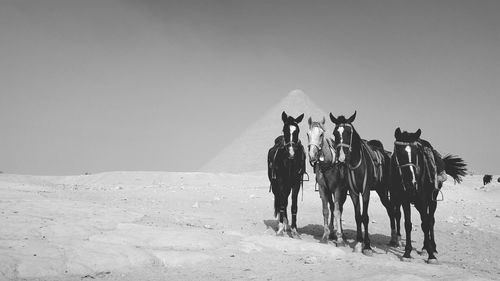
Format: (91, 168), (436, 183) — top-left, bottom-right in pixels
(483, 174), (492, 186)
(329, 111), (396, 255)
(306, 117), (348, 245)
(267, 111), (306, 237)
(391, 128), (467, 264)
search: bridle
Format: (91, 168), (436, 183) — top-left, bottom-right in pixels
(307, 124), (326, 165)
(283, 124), (300, 159)
(335, 123), (354, 153)
(335, 123), (362, 169)
(393, 140), (420, 190)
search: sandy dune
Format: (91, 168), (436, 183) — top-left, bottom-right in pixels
(0, 172), (499, 280)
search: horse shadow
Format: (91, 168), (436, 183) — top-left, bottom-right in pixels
(295, 223), (406, 256)
(264, 220), (420, 260)
(263, 219), (278, 231)
(263, 219), (296, 238)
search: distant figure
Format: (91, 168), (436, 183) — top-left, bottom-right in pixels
(483, 174), (492, 186)
(498, 177), (500, 183)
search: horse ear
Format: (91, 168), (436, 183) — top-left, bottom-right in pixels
(395, 127), (402, 139)
(347, 110), (357, 123)
(329, 113), (338, 125)
(321, 116), (325, 125)
(281, 111), (288, 123)
(415, 129), (421, 139)
(295, 113), (304, 123)
(308, 117), (312, 127)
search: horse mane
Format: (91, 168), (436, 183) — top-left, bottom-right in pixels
(351, 126), (362, 150)
(367, 139), (385, 151)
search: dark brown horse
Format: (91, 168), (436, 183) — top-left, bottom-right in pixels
(306, 117), (347, 245)
(329, 111), (396, 255)
(267, 111), (306, 237)
(391, 128), (467, 263)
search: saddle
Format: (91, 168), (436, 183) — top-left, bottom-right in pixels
(418, 140), (440, 189)
(363, 140), (386, 183)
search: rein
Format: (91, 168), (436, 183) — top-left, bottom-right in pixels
(346, 141), (369, 196)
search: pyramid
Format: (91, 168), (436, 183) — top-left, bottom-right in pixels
(200, 90), (331, 173)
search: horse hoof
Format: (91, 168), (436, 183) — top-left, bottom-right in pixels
(427, 258), (439, 265)
(291, 228), (301, 239)
(335, 240), (346, 247)
(354, 243), (363, 253)
(362, 249), (373, 256)
(276, 226), (285, 236)
(401, 257), (412, 262)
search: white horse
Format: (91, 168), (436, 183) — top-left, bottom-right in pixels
(306, 117), (347, 245)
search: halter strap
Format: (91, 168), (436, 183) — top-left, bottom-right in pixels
(394, 141), (419, 146)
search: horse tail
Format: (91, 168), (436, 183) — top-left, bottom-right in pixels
(443, 154), (467, 184)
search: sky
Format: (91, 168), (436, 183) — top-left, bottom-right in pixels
(0, 0), (499, 175)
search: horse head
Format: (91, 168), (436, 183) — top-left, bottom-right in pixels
(281, 111), (304, 160)
(307, 116), (330, 167)
(393, 127), (422, 191)
(329, 111), (357, 163)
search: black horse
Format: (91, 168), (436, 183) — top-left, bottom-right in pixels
(391, 128), (467, 264)
(268, 111), (306, 237)
(329, 111), (396, 255)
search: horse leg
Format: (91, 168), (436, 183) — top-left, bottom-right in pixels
(390, 203), (402, 247)
(361, 191), (373, 256)
(290, 183), (300, 238)
(339, 188), (348, 241)
(350, 192), (363, 253)
(377, 187), (398, 247)
(333, 187), (346, 246)
(276, 184), (289, 236)
(318, 184), (330, 242)
(420, 204), (438, 255)
(328, 192), (335, 240)
(417, 201), (437, 263)
(429, 199), (437, 253)
(402, 201), (413, 261)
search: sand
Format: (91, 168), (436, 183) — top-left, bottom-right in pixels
(0, 171), (499, 281)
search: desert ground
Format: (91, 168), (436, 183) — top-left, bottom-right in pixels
(1, 171), (499, 281)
